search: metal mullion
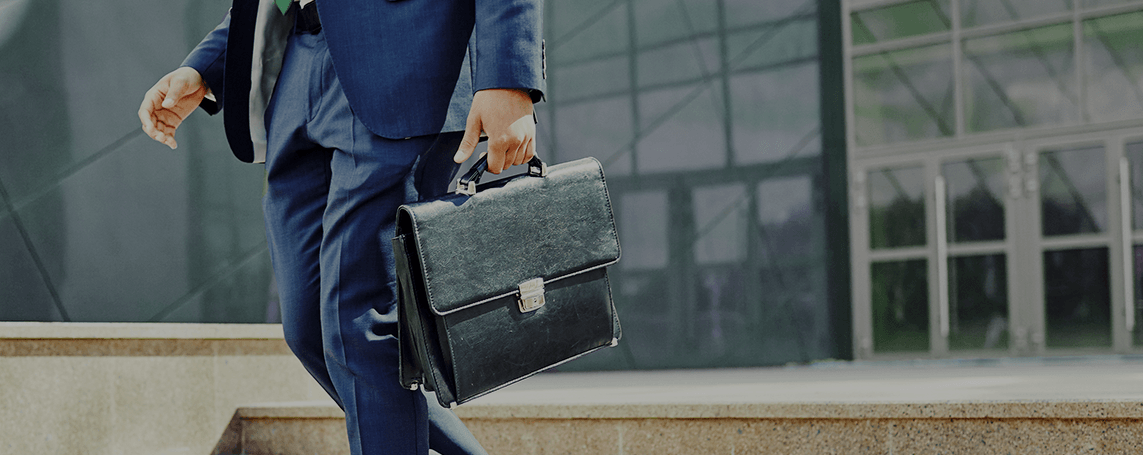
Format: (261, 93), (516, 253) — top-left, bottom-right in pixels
(853, 119), (1143, 158)
(1075, 3), (1086, 124)
(1039, 234), (1112, 250)
(851, 31), (952, 57)
(868, 247), (929, 261)
(625, 0), (640, 175)
(716, 0), (734, 170)
(952, 0), (964, 138)
(947, 241), (1008, 256)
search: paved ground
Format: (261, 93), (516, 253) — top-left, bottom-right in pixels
(472, 356), (1143, 405)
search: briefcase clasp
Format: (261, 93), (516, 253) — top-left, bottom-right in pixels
(518, 278), (545, 312)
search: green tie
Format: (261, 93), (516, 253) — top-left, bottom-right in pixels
(275, 0), (291, 14)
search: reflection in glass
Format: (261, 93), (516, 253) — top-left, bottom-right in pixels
(723, 0), (815, 29)
(731, 65), (821, 165)
(850, 0), (951, 45)
(756, 176), (816, 262)
(726, 18), (818, 72)
(853, 44), (954, 146)
(549, 0), (628, 64)
(1043, 248), (1110, 348)
(869, 165), (926, 249)
(872, 260), (929, 352)
(637, 39), (720, 88)
(943, 157), (1006, 243)
(619, 191), (669, 270)
(554, 97), (634, 176)
(1128, 141), (1143, 230)
(949, 255), (1008, 350)
(693, 184), (748, 265)
(1040, 145), (1106, 236)
(553, 56), (629, 102)
(692, 268), (747, 357)
(961, 0), (1072, 28)
(1083, 12), (1143, 123)
(636, 85), (727, 173)
(633, 0), (717, 46)
(963, 23), (1077, 133)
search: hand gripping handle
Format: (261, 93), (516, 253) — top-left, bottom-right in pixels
(455, 155), (547, 196)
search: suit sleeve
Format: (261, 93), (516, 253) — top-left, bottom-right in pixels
(180, 13), (231, 115)
(472, 0), (546, 103)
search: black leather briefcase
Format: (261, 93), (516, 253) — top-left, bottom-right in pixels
(392, 156), (622, 408)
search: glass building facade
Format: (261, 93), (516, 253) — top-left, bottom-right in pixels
(1, 0), (851, 370)
(846, 0), (1143, 358)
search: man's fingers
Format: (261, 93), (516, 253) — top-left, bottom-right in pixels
(454, 116), (482, 164)
(523, 135), (536, 163)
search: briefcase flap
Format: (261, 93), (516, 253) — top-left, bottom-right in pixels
(396, 157), (620, 317)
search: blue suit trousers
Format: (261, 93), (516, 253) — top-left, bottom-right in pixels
(261, 28), (487, 455)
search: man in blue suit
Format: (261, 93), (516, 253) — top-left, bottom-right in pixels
(138, 0), (544, 453)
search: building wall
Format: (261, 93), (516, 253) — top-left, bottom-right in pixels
(844, 0), (1143, 359)
(0, 0), (274, 324)
(0, 0), (849, 369)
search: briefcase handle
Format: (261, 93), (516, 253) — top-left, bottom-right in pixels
(455, 155), (547, 196)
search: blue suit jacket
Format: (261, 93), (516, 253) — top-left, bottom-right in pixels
(182, 0), (545, 163)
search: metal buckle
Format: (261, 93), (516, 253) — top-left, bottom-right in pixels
(517, 278), (545, 312)
(455, 179), (477, 196)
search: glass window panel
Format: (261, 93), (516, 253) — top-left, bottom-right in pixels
(552, 56), (630, 102)
(549, 0), (628, 64)
(1040, 145), (1106, 236)
(724, 0), (815, 29)
(693, 184), (749, 264)
(853, 44), (954, 146)
(963, 23), (1078, 133)
(633, 0), (718, 47)
(942, 157), (1007, 242)
(1133, 245), (1143, 346)
(756, 176), (818, 262)
(554, 97), (634, 176)
(619, 191), (669, 270)
(637, 38), (720, 88)
(961, 0), (1072, 28)
(1083, 12), (1143, 123)
(871, 259), (930, 352)
(636, 85), (727, 173)
(869, 165), (927, 249)
(731, 64), (821, 165)
(948, 254), (1009, 351)
(850, 0), (952, 45)
(1043, 247), (1110, 348)
(726, 18), (818, 72)
(692, 267), (749, 359)
(1128, 141), (1143, 230)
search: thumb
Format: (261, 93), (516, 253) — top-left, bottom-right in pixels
(162, 76), (191, 109)
(453, 114), (482, 163)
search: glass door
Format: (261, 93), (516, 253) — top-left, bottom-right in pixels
(938, 153), (1014, 353)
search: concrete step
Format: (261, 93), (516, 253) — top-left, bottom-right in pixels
(212, 356), (1143, 454)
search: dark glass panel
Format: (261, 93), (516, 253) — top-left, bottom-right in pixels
(948, 254), (1009, 351)
(872, 259), (930, 352)
(1043, 247), (1110, 348)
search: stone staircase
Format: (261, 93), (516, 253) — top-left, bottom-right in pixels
(211, 357), (1143, 454)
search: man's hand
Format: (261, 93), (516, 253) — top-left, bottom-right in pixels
(138, 67), (208, 150)
(453, 89), (535, 174)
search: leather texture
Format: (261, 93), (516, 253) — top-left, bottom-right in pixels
(393, 157), (622, 407)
